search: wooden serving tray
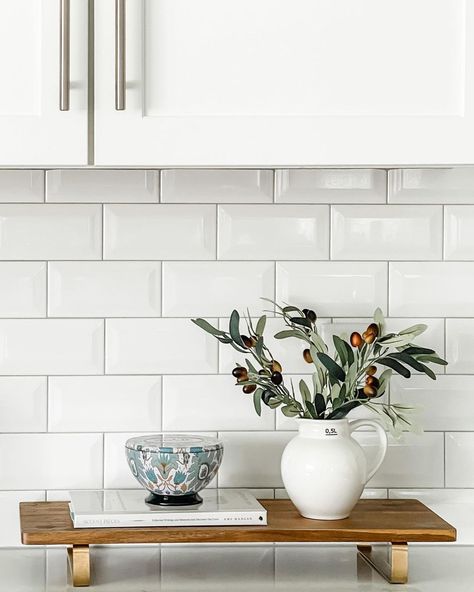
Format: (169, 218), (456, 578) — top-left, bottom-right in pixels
(20, 498), (456, 587)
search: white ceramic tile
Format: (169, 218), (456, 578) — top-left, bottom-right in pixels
(390, 375), (472, 431)
(275, 169), (386, 203)
(218, 317), (330, 374)
(389, 489), (474, 544)
(0, 491), (45, 546)
(161, 169), (273, 203)
(446, 433), (474, 487)
(0, 262), (46, 317)
(389, 168), (474, 204)
(277, 261), (387, 317)
(0, 170), (43, 202)
(162, 375), (274, 431)
(106, 318), (218, 374)
(446, 319), (474, 373)
(104, 432), (218, 489)
(221, 488), (274, 499)
(46, 169), (159, 202)
(444, 206), (474, 260)
(162, 261), (274, 317)
(48, 376), (162, 432)
(0, 319), (104, 375)
(103, 204), (216, 260)
(353, 431), (444, 488)
(218, 432), (293, 487)
(218, 204), (329, 260)
(390, 262), (474, 316)
(0, 377), (46, 432)
(331, 205), (442, 260)
(0, 433), (103, 489)
(0, 204), (101, 259)
(48, 261), (161, 317)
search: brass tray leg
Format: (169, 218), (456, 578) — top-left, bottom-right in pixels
(357, 543), (408, 584)
(67, 545), (91, 587)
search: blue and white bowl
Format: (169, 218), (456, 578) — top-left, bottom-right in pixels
(125, 434), (223, 506)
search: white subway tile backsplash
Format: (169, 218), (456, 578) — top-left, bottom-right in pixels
(353, 431), (444, 488)
(162, 261), (274, 317)
(0, 434), (103, 489)
(162, 375), (274, 431)
(390, 375), (472, 431)
(48, 376), (161, 432)
(0, 204), (101, 260)
(48, 261), (161, 317)
(0, 319), (103, 375)
(446, 319), (474, 373)
(0, 491), (45, 546)
(218, 204), (329, 260)
(0, 170), (43, 202)
(218, 432), (293, 487)
(103, 204), (216, 260)
(390, 262), (474, 316)
(277, 261), (387, 317)
(446, 433), (474, 487)
(444, 206), (474, 260)
(331, 205), (442, 260)
(106, 318), (218, 374)
(46, 169), (159, 203)
(161, 169), (273, 203)
(389, 168), (474, 203)
(0, 377), (46, 432)
(0, 262), (46, 317)
(275, 169), (386, 203)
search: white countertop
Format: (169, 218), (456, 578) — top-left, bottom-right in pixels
(1, 544), (473, 591)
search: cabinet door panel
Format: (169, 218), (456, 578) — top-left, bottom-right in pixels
(0, 0), (88, 165)
(95, 0), (474, 166)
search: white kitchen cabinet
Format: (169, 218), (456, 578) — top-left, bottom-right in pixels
(0, 0), (88, 166)
(94, 0), (474, 167)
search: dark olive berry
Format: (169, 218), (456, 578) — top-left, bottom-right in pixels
(272, 360), (282, 373)
(303, 348), (313, 364)
(366, 376), (380, 388)
(232, 366), (247, 379)
(302, 308), (309, 317)
(350, 332), (363, 348)
(261, 390), (274, 405)
(307, 310), (317, 323)
(271, 371), (283, 385)
(363, 385), (377, 398)
(367, 323), (379, 337)
(366, 365), (377, 376)
(242, 384), (256, 394)
(241, 335), (253, 348)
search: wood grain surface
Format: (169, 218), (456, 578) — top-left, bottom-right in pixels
(20, 499), (456, 545)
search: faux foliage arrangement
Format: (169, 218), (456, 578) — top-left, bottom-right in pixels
(192, 300), (447, 434)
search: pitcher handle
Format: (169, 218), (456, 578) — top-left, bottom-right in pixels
(349, 419), (388, 483)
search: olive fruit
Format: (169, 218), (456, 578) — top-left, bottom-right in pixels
(302, 308), (309, 317)
(362, 330), (376, 344)
(272, 360), (282, 373)
(303, 348), (313, 364)
(271, 371), (283, 385)
(366, 376), (380, 388)
(241, 335), (254, 348)
(363, 385), (378, 398)
(261, 390), (274, 405)
(367, 323), (379, 336)
(232, 366), (247, 379)
(366, 365), (377, 376)
(350, 332), (363, 348)
(306, 310), (317, 323)
(243, 384), (256, 394)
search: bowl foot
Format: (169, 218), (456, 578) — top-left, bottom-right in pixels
(145, 492), (203, 506)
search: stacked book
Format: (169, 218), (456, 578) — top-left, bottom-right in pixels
(69, 489), (267, 528)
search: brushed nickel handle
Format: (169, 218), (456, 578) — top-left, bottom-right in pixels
(115, 0), (126, 110)
(59, 0), (70, 111)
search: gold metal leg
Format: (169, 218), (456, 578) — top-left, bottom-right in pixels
(67, 545), (91, 587)
(357, 543), (408, 584)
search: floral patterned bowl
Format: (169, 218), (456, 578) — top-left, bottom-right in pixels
(125, 434), (223, 506)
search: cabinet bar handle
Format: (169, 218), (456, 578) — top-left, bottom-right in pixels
(59, 0), (70, 111)
(115, 0), (126, 110)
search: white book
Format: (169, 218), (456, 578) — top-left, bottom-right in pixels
(69, 489), (267, 528)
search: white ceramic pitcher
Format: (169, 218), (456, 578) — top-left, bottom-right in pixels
(281, 418), (387, 520)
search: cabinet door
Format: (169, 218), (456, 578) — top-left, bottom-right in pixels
(95, 0), (474, 166)
(0, 0), (88, 165)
